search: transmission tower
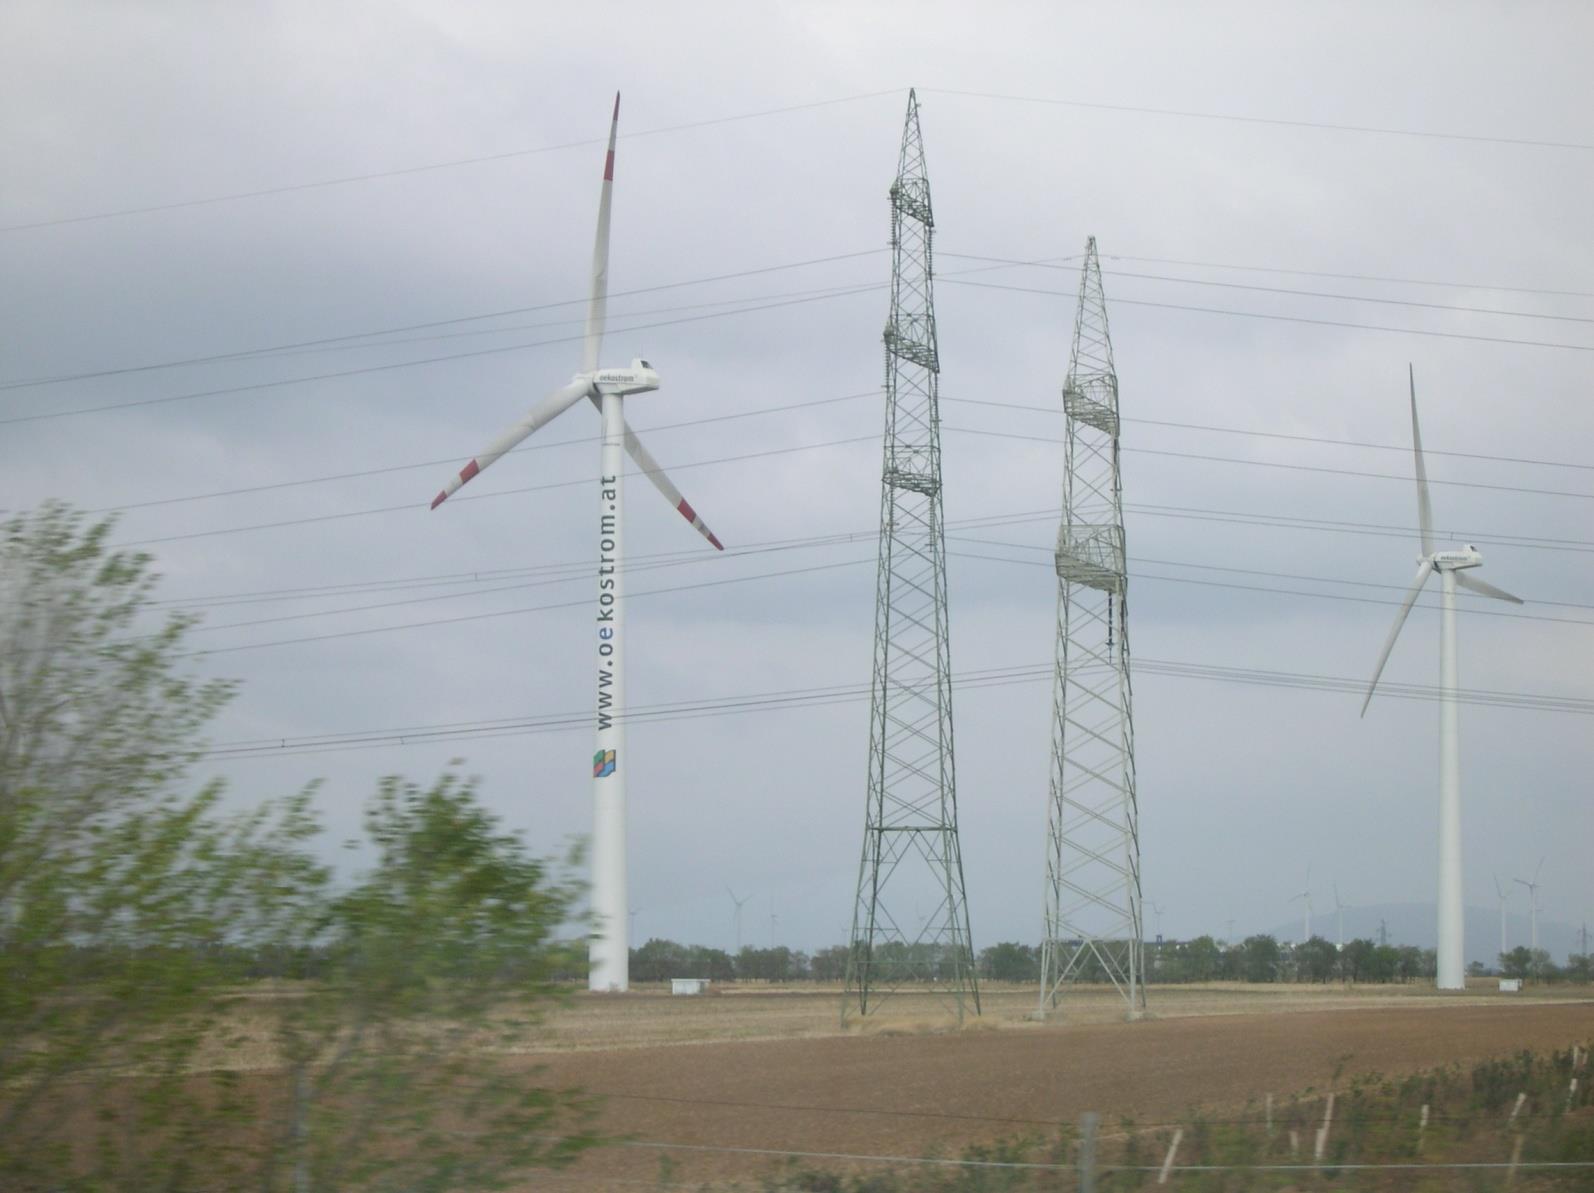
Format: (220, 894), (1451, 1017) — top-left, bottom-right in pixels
(1038, 237), (1146, 1020)
(843, 90), (978, 1023)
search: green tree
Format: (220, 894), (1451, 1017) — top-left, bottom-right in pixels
(0, 504), (245, 1186)
(0, 505), (597, 1190)
(262, 773), (596, 1191)
(978, 941), (1038, 983)
(1500, 946), (1534, 980)
(1341, 938), (1377, 983)
(1294, 936), (1339, 983)
(810, 944), (850, 982)
(1240, 934), (1281, 982)
(1179, 935), (1222, 982)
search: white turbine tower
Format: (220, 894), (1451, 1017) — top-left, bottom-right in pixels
(1515, 858), (1545, 953)
(1290, 866), (1314, 943)
(430, 94), (725, 993)
(1493, 873), (1510, 960)
(1332, 883), (1347, 951)
(1362, 367), (1523, 991)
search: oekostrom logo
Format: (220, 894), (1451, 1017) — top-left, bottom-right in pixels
(593, 749), (617, 779)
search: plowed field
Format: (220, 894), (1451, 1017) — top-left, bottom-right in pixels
(524, 986), (1594, 1189)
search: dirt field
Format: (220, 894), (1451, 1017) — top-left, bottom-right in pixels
(520, 984), (1594, 1189)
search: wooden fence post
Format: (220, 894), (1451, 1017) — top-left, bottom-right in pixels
(1078, 1111), (1100, 1193)
(1157, 1128), (1183, 1185)
(1314, 1091), (1335, 1164)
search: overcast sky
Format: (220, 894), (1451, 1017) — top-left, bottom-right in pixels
(3, 1), (1590, 964)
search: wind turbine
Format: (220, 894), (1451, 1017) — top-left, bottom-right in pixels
(1493, 873), (1511, 960)
(726, 886), (751, 954)
(1290, 866), (1314, 942)
(1362, 367), (1523, 991)
(429, 94), (725, 993)
(1332, 884), (1347, 951)
(1515, 858), (1545, 953)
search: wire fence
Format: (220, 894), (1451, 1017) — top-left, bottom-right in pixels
(539, 1040), (1594, 1190)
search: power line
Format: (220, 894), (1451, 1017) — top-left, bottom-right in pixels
(0, 286), (886, 426)
(112, 433), (881, 548)
(93, 391), (877, 514)
(0, 251), (887, 392)
(10, 253), (1593, 428)
(942, 396), (1594, 474)
(190, 555), (878, 656)
(923, 86), (1594, 153)
(1124, 500), (1594, 555)
(174, 529), (1584, 663)
(183, 531), (875, 637)
(1094, 251), (1594, 301)
(942, 277), (1594, 353)
(939, 252), (1594, 325)
(952, 535), (1594, 613)
(127, 509), (1589, 640)
(949, 549), (1590, 627)
(95, 419), (1594, 556)
(12, 243), (1586, 397)
(61, 387), (1594, 523)
(0, 90), (903, 233)
(946, 424), (1594, 502)
(199, 655), (1594, 763)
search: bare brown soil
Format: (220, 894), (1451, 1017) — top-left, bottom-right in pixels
(519, 986), (1594, 1190)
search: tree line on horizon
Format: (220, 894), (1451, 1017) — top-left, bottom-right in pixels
(626, 934), (1593, 986)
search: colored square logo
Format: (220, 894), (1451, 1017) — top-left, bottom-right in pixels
(593, 749), (616, 779)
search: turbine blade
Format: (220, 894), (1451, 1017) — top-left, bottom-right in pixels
(1361, 559), (1434, 716)
(582, 93), (620, 376)
(622, 419), (725, 550)
(1409, 366), (1434, 557)
(1455, 571), (1524, 605)
(430, 379), (591, 509)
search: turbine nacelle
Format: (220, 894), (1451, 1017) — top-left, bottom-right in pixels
(588, 358), (660, 397)
(1428, 545), (1482, 571)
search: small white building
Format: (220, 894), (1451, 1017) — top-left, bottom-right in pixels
(1499, 978), (1522, 993)
(670, 977), (710, 996)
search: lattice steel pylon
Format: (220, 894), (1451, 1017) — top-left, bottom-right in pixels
(843, 90), (978, 1024)
(1038, 237), (1146, 1020)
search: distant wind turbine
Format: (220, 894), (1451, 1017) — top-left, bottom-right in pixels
(1290, 866), (1314, 942)
(1362, 367), (1524, 991)
(1332, 884), (1348, 951)
(1493, 873), (1511, 960)
(726, 886), (751, 954)
(1515, 858), (1545, 953)
(428, 94), (725, 994)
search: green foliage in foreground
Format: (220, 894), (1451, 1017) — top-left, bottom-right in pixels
(755, 1041), (1594, 1191)
(0, 504), (597, 1191)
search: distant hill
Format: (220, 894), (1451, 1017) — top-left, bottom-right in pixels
(1258, 903), (1587, 968)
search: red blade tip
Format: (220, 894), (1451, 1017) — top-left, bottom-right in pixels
(430, 491), (448, 510)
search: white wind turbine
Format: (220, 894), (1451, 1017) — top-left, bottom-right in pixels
(1332, 883), (1348, 951)
(726, 886), (751, 954)
(1290, 866), (1314, 942)
(1515, 858), (1545, 953)
(1493, 873), (1511, 960)
(1362, 367), (1523, 991)
(430, 94), (725, 993)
